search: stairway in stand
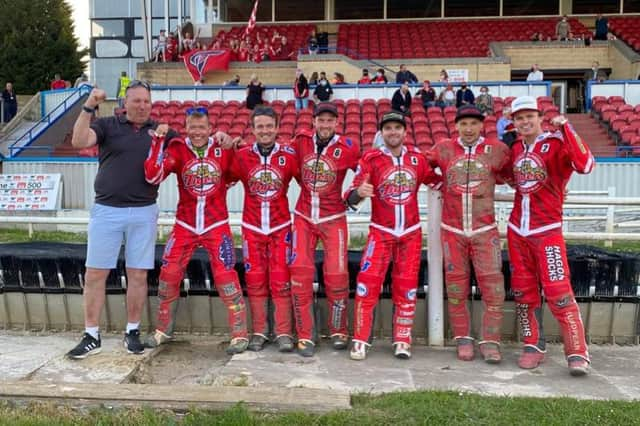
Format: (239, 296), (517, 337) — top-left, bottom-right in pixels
(566, 113), (618, 157)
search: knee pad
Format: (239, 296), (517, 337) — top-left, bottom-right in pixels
(323, 273), (349, 296)
(289, 266), (315, 285)
(159, 263), (185, 286)
(391, 277), (419, 305)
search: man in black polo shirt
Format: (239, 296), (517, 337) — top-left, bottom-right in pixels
(66, 82), (174, 359)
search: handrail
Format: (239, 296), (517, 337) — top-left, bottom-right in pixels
(7, 86), (92, 158)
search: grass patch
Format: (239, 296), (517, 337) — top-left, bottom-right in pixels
(0, 229), (87, 243)
(1, 391), (639, 425)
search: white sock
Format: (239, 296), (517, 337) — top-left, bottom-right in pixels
(85, 326), (100, 340)
(126, 322), (140, 333)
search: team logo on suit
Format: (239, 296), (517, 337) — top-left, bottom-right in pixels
(377, 166), (416, 205)
(301, 154), (337, 193)
(513, 153), (547, 194)
(447, 154), (490, 194)
(248, 165), (283, 200)
(182, 158), (222, 196)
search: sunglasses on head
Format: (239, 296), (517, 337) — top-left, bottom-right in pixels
(126, 80), (151, 91)
(186, 106), (208, 115)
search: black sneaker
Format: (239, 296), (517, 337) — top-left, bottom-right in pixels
(124, 329), (145, 355)
(247, 334), (269, 352)
(67, 333), (102, 360)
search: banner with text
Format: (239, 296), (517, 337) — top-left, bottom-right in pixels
(0, 174), (62, 210)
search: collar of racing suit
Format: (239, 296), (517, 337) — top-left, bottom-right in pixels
(456, 136), (485, 152)
(186, 136), (213, 157)
(380, 144), (407, 157)
(312, 133), (339, 154)
(253, 142), (278, 157)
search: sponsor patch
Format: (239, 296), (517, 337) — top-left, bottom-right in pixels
(365, 240), (376, 258)
(218, 234), (235, 270)
(345, 138), (353, 147)
(283, 145), (296, 154)
(221, 283), (238, 296)
(361, 260), (372, 272)
(517, 303), (532, 337)
(406, 289), (417, 301)
(356, 283), (368, 297)
(396, 317), (413, 325)
(544, 245), (566, 282)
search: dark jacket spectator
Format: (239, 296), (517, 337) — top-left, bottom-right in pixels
(245, 75), (265, 110)
(1, 82), (18, 122)
(313, 78), (333, 102)
(595, 14), (608, 41)
(391, 84), (412, 115)
(415, 80), (437, 108)
(371, 68), (388, 84)
(395, 64), (418, 84)
(456, 84), (475, 108)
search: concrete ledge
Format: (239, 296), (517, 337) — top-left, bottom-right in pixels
(0, 382), (352, 413)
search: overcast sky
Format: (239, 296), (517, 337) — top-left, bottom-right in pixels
(67, 0), (90, 49)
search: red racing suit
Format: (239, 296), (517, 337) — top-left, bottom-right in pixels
(427, 137), (511, 345)
(229, 142), (298, 338)
(144, 135), (247, 339)
(288, 131), (360, 342)
(345, 145), (440, 345)
(507, 123), (595, 361)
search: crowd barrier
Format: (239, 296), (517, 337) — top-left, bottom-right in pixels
(1, 242), (638, 344)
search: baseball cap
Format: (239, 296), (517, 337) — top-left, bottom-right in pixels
(511, 96), (540, 115)
(379, 110), (406, 130)
(455, 105), (485, 123)
(313, 102), (339, 117)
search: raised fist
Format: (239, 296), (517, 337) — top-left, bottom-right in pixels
(86, 89), (107, 108)
(550, 115), (568, 128)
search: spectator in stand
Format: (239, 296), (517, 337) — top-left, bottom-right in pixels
(261, 41), (273, 61)
(166, 32), (178, 61)
(116, 71), (131, 108)
(279, 36), (294, 60)
(556, 15), (570, 41)
(583, 61), (607, 85)
(245, 75), (265, 110)
(153, 29), (167, 62)
(271, 30), (282, 46)
(308, 72), (319, 86)
(595, 14), (608, 41)
(496, 106), (517, 146)
(293, 69), (309, 111)
(439, 84), (456, 107)
(224, 74), (241, 86)
(181, 31), (195, 53)
(371, 68), (388, 84)
(74, 73), (90, 88)
(530, 32), (544, 42)
(332, 72), (346, 85)
(313, 73), (333, 102)
(527, 64), (544, 81)
(391, 83), (412, 115)
(51, 73), (66, 90)
(415, 80), (437, 109)
(308, 29), (319, 55)
(456, 82), (475, 108)
(237, 41), (250, 62)
(475, 86), (494, 115)
(396, 64), (418, 84)
(439, 69), (449, 83)
(1, 82), (18, 122)
(358, 69), (372, 85)
(229, 39), (240, 61)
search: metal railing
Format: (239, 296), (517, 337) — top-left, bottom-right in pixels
(7, 86), (92, 158)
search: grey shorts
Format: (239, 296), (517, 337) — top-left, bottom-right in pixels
(86, 203), (158, 269)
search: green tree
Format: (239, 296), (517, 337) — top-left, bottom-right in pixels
(0, 0), (88, 94)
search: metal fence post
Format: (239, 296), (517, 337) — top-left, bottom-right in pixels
(427, 188), (444, 346)
(605, 186), (616, 247)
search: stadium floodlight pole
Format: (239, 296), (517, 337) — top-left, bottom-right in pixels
(427, 187), (445, 346)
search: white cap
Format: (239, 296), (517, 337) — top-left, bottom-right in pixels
(511, 96), (540, 115)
